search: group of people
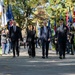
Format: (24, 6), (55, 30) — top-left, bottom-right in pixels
(0, 19), (75, 59)
(26, 21), (51, 58)
(26, 18), (75, 59)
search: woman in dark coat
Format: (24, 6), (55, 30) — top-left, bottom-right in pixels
(26, 25), (36, 58)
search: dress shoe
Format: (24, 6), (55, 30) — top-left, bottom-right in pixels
(59, 56), (62, 59)
(13, 56), (15, 58)
(17, 55), (19, 57)
(63, 56), (65, 59)
(46, 56), (48, 58)
(29, 56), (32, 58)
(70, 53), (74, 55)
(42, 56), (45, 59)
(32, 56), (35, 58)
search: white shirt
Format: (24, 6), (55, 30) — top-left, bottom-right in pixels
(13, 26), (16, 32)
(44, 26), (47, 33)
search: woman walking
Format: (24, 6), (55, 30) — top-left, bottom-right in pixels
(26, 25), (36, 58)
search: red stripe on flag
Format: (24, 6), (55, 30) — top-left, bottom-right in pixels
(66, 12), (69, 26)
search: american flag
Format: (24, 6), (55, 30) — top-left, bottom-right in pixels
(54, 18), (56, 32)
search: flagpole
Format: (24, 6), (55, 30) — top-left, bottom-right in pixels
(3, 5), (5, 27)
(2, 0), (7, 27)
(1, 0), (5, 27)
(0, 3), (1, 28)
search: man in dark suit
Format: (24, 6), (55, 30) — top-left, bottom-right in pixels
(55, 19), (68, 59)
(40, 21), (51, 58)
(9, 21), (22, 57)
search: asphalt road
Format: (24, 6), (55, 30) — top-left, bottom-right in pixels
(0, 47), (75, 75)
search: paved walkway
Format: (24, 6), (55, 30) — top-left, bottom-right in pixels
(0, 47), (75, 75)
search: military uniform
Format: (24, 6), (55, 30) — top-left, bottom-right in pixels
(55, 23), (68, 59)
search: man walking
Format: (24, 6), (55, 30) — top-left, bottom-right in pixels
(40, 21), (51, 58)
(9, 21), (22, 58)
(55, 19), (68, 59)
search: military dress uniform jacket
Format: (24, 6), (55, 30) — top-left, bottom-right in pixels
(55, 25), (68, 44)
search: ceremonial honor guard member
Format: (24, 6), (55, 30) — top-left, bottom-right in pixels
(55, 19), (68, 59)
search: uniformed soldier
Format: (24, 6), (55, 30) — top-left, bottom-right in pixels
(55, 19), (68, 59)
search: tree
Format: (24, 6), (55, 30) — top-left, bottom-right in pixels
(4, 0), (75, 29)
(5, 0), (51, 29)
(45, 0), (74, 27)
(4, 0), (39, 29)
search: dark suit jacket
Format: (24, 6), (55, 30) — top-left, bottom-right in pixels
(55, 25), (68, 44)
(26, 29), (36, 43)
(9, 26), (22, 41)
(40, 26), (51, 42)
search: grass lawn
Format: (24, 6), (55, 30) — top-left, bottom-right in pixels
(0, 47), (2, 55)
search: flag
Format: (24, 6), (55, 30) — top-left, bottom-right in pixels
(0, 0), (4, 15)
(66, 11), (69, 26)
(36, 21), (40, 38)
(0, 3), (2, 15)
(48, 19), (52, 33)
(73, 6), (75, 23)
(0, 1), (7, 27)
(1, 10), (7, 27)
(54, 19), (56, 32)
(6, 4), (14, 29)
(73, 6), (75, 16)
(68, 11), (72, 23)
(6, 4), (14, 21)
(66, 11), (72, 31)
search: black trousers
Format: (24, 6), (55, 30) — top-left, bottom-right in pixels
(32, 43), (35, 57)
(28, 41), (35, 57)
(12, 40), (19, 57)
(55, 43), (59, 54)
(42, 40), (49, 57)
(58, 43), (66, 57)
